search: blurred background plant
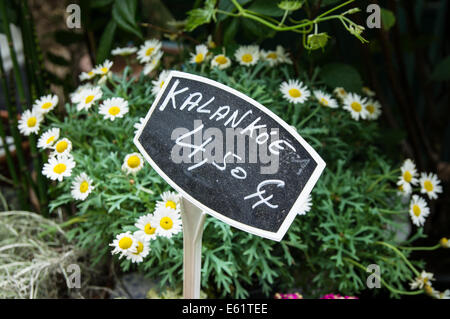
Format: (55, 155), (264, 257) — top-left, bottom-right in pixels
(0, 0), (449, 298)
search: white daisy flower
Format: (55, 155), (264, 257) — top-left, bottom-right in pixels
(190, 44), (209, 64)
(211, 54), (231, 70)
(156, 191), (180, 211)
(343, 93), (368, 121)
(143, 50), (163, 75)
(111, 46), (137, 56)
(137, 39), (162, 64)
(260, 45), (292, 66)
(42, 155), (76, 182)
(397, 158), (419, 194)
(298, 194), (312, 215)
(419, 172), (442, 200)
(409, 195), (430, 227)
(409, 271), (435, 290)
(125, 232), (150, 263)
(152, 206), (182, 239)
(72, 86), (103, 111)
(79, 70), (96, 81)
(109, 231), (138, 258)
(37, 127), (60, 150)
(333, 87), (348, 100)
(433, 289), (450, 299)
(51, 137), (72, 157)
(99, 97), (129, 121)
(33, 94), (58, 114)
(365, 99), (382, 120)
(440, 237), (450, 248)
(206, 35), (216, 49)
(135, 213), (158, 240)
(134, 117), (145, 135)
(151, 70), (170, 96)
(18, 109), (43, 136)
(361, 86), (376, 97)
(313, 90), (338, 108)
(70, 172), (94, 201)
(93, 59), (113, 76)
(280, 79), (311, 104)
(234, 45), (260, 66)
(122, 152), (144, 175)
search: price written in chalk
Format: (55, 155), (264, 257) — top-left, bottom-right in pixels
(134, 71), (325, 241)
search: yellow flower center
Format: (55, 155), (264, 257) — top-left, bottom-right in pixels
(108, 106), (121, 116)
(88, 71), (94, 76)
(351, 102), (362, 112)
(160, 81), (165, 88)
(46, 136), (55, 145)
(266, 52), (277, 60)
(403, 171), (412, 183)
(165, 200), (177, 210)
(215, 55), (227, 65)
(42, 102), (53, 109)
(79, 181), (89, 193)
(27, 117), (37, 128)
(55, 140), (68, 153)
(101, 67), (108, 74)
(242, 53), (253, 63)
(412, 204), (421, 217)
(440, 237), (448, 246)
(144, 223), (156, 235)
(146, 47), (154, 56)
(160, 216), (173, 230)
(118, 237), (133, 250)
(53, 163), (67, 174)
(133, 241), (144, 255)
(424, 284), (433, 295)
(127, 155), (141, 168)
(424, 180), (433, 192)
(320, 98), (328, 106)
(85, 95), (94, 104)
(366, 104), (375, 114)
(195, 53), (204, 63)
(288, 88), (301, 98)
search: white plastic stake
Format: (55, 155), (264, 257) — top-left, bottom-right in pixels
(180, 196), (206, 299)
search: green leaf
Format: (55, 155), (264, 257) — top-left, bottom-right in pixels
(431, 55), (450, 81)
(185, 0), (217, 31)
(380, 8), (395, 31)
(112, 0), (142, 39)
(319, 63), (363, 92)
(247, 0), (284, 17)
(96, 20), (117, 64)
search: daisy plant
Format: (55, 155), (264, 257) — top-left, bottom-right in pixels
(31, 36), (448, 299)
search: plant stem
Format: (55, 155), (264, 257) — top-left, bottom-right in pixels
(297, 106), (321, 128)
(375, 241), (420, 277)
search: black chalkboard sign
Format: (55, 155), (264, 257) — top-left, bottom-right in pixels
(134, 71), (325, 241)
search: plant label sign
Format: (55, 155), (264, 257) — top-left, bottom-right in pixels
(134, 71), (325, 241)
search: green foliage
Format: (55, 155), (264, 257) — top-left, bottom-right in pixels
(39, 45), (431, 298)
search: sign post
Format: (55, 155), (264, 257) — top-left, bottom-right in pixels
(180, 197), (206, 299)
(134, 71), (326, 299)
